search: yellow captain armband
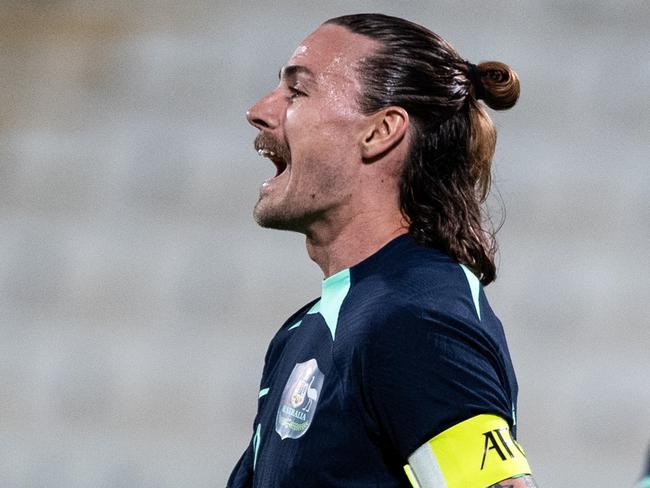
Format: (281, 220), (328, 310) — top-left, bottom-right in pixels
(403, 414), (531, 488)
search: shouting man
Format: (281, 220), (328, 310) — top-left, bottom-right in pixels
(229, 13), (537, 488)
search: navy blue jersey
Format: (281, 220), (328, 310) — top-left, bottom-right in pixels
(228, 234), (520, 487)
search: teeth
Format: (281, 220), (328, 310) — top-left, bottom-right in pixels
(257, 149), (276, 158)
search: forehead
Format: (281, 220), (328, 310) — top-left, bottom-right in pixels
(286, 24), (378, 84)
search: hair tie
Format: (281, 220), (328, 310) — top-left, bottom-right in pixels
(466, 62), (486, 100)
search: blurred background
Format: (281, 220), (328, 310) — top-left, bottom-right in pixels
(1, 0), (648, 486)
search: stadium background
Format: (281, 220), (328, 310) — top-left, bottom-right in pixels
(1, 1), (648, 486)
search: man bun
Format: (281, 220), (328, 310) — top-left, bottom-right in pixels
(474, 61), (520, 110)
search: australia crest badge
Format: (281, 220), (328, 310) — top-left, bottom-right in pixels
(275, 358), (324, 440)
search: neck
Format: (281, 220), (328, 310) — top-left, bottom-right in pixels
(305, 208), (408, 278)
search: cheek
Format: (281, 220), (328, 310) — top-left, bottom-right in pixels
(285, 101), (326, 127)
(284, 101), (364, 157)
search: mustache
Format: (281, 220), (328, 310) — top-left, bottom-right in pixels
(254, 133), (291, 162)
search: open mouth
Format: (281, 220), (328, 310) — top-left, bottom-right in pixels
(258, 148), (288, 178)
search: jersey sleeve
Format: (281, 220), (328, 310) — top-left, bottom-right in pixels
(357, 304), (515, 461)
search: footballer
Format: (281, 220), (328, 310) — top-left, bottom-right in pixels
(229, 13), (537, 488)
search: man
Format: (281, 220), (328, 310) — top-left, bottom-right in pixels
(229, 13), (536, 488)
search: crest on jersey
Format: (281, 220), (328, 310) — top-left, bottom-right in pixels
(275, 359), (324, 440)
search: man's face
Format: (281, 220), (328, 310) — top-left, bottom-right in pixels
(246, 24), (378, 233)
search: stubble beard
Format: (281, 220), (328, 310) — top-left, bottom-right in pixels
(252, 172), (341, 235)
(253, 132), (309, 231)
(251, 134), (342, 234)
(253, 195), (290, 230)
(252, 164), (338, 234)
(253, 193), (315, 233)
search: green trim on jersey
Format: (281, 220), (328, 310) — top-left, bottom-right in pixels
(637, 476), (650, 488)
(460, 264), (481, 320)
(288, 320), (302, 331)
(252, 423), (261, 470)
(306, 268), (351, 340)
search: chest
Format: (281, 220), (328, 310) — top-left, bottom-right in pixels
(257, 313), (344, 442)
(251, 314), (387, 486)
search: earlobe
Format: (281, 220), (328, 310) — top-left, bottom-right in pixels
(361, 107), (409, 160)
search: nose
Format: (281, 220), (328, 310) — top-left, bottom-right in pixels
(246, 91), (280, 130)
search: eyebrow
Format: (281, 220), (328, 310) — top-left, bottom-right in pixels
(278, 65), (315, 81)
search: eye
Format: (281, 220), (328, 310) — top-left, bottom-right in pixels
(288, 86), (306, 100)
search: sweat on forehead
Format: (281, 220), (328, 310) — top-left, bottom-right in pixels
(286, 24), (379, 77)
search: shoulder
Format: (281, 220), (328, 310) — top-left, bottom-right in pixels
(339, 292), (515, 458)
(336, 237), (514, 395)
(340, 239), (488, 345)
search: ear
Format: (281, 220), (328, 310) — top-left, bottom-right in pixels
(360, 106), (409, 160)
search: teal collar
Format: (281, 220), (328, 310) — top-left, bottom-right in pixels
(306, 268), (351, 341)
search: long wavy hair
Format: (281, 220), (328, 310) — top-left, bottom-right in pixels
(326, 14), (520, 284)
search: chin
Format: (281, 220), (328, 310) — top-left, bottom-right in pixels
(253, 201), (310, 233)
